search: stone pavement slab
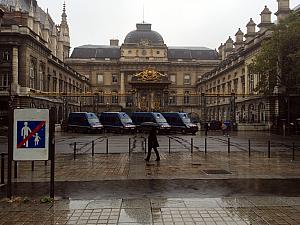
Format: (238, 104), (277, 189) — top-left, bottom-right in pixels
(0, 197), (300, 225)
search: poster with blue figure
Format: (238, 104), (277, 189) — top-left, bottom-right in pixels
(17, 121), (46, 149)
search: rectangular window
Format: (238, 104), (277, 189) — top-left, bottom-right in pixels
(169, 92), (176, 105)
(97, 74), (104, 84)
(29, 59), (36, 89)
(112, 74), (118, 84)
(227, 81), (232, 94)
(98, 91), (104, 104)
(184, 91), (190, 104)
(184, 75), (191, 85)
(233, 79), (238, 93)
(0, 72), (9, 90)
(249, 73), (254, 94)
(127, 75), (132, 82)
(241, 76), (245, 95)
(2, 50), (10, 62)
(39, 63), (45, 91)
(170, 75), (176, 84)
(53, 78), (57, 92)
(112, 92), (118, 104)
(47, 76), (51, 92)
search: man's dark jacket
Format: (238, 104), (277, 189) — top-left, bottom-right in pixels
(148, 130), (159, 148)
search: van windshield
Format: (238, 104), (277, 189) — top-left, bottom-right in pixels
(87, 113), (100, 123)
(120, 113), (133, 124)
(180, 114), (191, 123)
(155, 113), (168, 123)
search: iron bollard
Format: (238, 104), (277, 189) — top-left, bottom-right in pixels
(205, 138), (207, 154)
(14, 161), (17, 178)
(73, 142), (77, 160)
(129, 138), (131, 156)
(0, 154), (4, 184)
(44, 161), (47, 166)
(191, 138), (194, 153)
(92, 140), (95, 157)
(168, 137), (171, 154)
(228, 138), (231, 154)
(248, 139), (251, 157)
(293, 143), (295, 161)
(31, 161), (34, 171)
(106, 138), (109, 154)
(268, 140), (271, 158)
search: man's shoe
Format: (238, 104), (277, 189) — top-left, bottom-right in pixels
(144, 158), (150, 162)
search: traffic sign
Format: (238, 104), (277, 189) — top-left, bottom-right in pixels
(13, 109), (49, 161)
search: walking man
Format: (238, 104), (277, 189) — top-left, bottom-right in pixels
(145, 128), (160, 162)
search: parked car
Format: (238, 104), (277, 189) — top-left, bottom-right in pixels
(223, 120), (233, 131)
(98, 112), (136, 133)
(131, 112), (171, 133)
(162, 112), (198, 134)
(208, 120), (222, 130)
(65, 112), (103, 133)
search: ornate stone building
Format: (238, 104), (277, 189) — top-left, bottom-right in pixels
(197, 0), (300, 131)
(66, 23), (219, 115)
(0, 0), (90, 123)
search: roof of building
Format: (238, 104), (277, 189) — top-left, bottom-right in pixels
(168, 47), (218, 60)
(0, 0), (56, 32)
(294, 4), (300, 11)
(71, 45), (218, 60)
(124, 23), (164, 45)
(71, 45), (121, 59)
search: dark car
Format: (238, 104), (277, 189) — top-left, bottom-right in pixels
(208, 120), (222, 130)
(131, 112), (171, 133)
(98, 112), (136, 133)
(162, 112), (198, 134)
(66, 112), (103, 133)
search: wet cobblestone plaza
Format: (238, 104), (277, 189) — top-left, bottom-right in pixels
(0, 131), (300, 224)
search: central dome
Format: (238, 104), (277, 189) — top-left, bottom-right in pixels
(124, 23), (164, 45)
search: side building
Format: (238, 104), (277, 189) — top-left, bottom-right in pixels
(0, 0), (90, 124)
(197, 0), (300, 131)
(66, 23), (219, 117)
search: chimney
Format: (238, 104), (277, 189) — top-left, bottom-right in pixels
(258, 6), (273, 33)
(235, 28), (244, 49)
(218, 43), (225, 60)
(275, 0), (291, 22)
(110, 39), (119, 46)
(224, 37), (234, 57)
(245, 18), (256, 42)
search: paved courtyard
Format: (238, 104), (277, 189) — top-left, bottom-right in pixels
(1, 131), (300, 224)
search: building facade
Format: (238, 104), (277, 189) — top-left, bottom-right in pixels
(66, 23), (219, 116)
(0, 0), (90, 123)
(197, 0), (300, 131)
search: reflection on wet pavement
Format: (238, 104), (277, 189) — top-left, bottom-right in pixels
(2, 151), (300, 183)
(0, 197), (300, 224)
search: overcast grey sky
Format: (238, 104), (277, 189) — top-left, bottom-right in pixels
(38, 0), (299, 50)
